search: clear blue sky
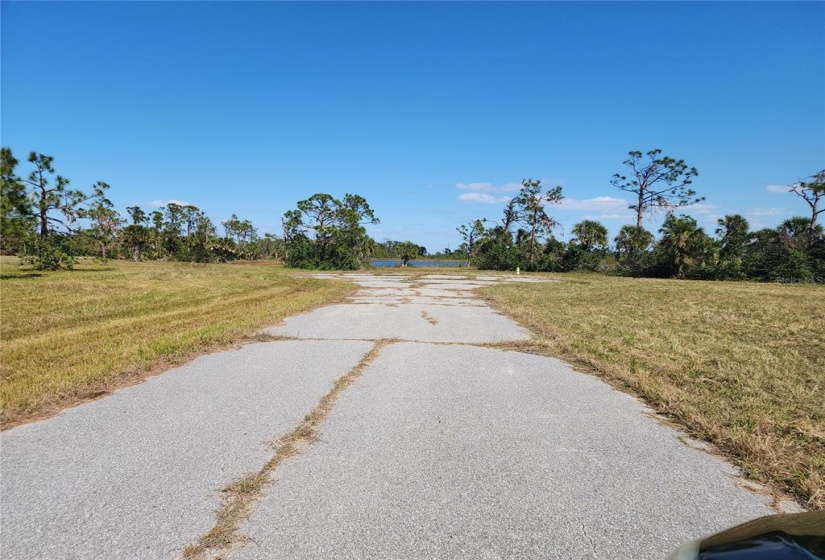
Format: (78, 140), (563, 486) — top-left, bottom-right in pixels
(2, 1), (823, 252)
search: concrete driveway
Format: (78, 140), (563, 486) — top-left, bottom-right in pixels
(1, 272), (795, 559)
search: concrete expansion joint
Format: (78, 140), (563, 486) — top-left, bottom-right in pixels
(260, 334), (533, 349)
(182, 340), (390, 560)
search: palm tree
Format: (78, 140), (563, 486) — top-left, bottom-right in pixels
(776, 217), (823, 250)
(571, 220), (608, 252)
(657, 214), (712, 278)
(395, 241), (419, 267)
(614, 225), (654, 276)
(614, 225), (653, 257)
(715, 214), (750, 258)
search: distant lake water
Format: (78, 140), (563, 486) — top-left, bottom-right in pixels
(371, 260), (464, 268)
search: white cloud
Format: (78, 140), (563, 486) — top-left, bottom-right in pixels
(766, 185), (791, 193)
(149, 199), (192, 208)
(457, 192), (511, 204)
(557, 196), (629, 212)
(456, 182), (522, 193)
(746, 208), (788, 216)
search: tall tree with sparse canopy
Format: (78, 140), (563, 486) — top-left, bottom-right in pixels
(12, 151), (110, 269)
(456, 219), (485, 268)
(790, 170), (825, 234)
(0, 148), (33, 253)
(77, 182), (121, 259)
(222, 214), (258, 259)
(20, 153), (107, 240)
(611, 149), (701, 227)
(514, 179), (563, 270)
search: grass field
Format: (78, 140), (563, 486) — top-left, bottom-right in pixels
(0, 258), (353, 428)
(3, 262), (822, 509)
(479, 274), (824, 510)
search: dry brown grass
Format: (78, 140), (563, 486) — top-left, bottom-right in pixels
(183, 340), (391, 559)
(0, 258), (353, 428)
(421, 311), (438, 325)
(480, 273), (824, 510)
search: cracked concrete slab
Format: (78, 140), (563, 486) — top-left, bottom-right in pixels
(262, 303), (530, 343)
(346, 281), (412, 289)
(410, 278), (497, 286)
(4, 270), (792, 560)
(230, 343), (777, 560)
(349, 287), (420, 297)
(1, 340), (373, 560)
(348, 296), (487, 307)
(412, 287), (476, 298)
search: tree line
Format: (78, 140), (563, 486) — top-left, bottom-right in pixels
(458, 150), (824, 282)
(0, 149), (287, 269)
(2, 146), (822, 280)
(0, 148), (424, 270)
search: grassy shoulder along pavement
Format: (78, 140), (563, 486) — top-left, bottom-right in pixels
(480, 274), (824, 510)
(0, 259), (353, 428)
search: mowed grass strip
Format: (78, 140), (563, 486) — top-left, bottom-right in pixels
(479, 275), (824, 510)
(0, 260), (353, 427)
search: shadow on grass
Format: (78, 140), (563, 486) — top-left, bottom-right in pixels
(1, 267), (115, 279)
(1, 272), (44, 280)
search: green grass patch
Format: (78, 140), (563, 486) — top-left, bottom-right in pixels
(480, 273), (824, 510)
(0, 259), (353, 427)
